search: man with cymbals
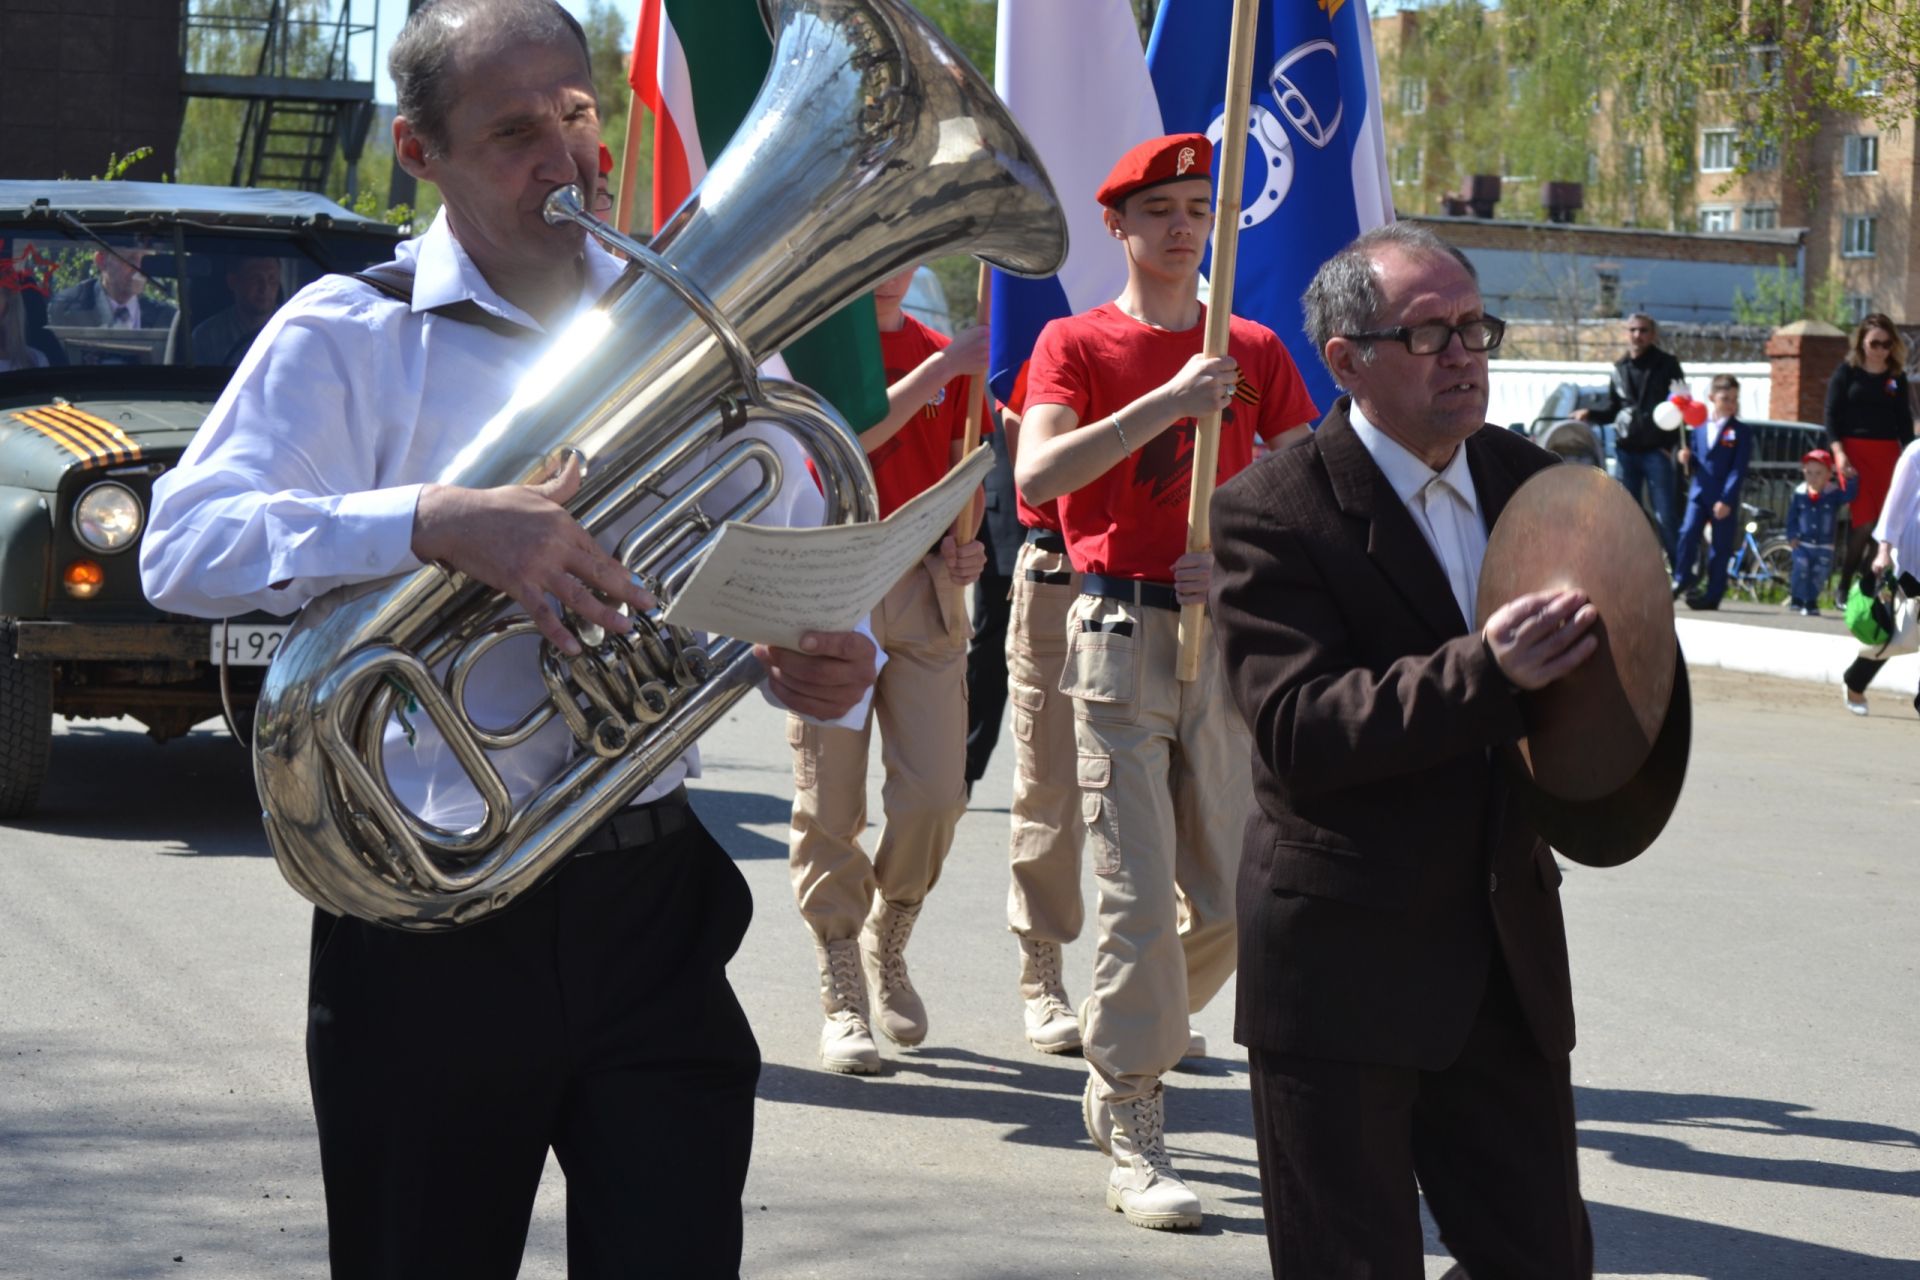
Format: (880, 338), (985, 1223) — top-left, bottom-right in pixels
(1016, 132), (1317, 1230)
(1211, 222), (1615, 1277)
(787, 266), (988, 1075)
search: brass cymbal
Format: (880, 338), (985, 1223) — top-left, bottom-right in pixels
(1476, 464), (1678, 802)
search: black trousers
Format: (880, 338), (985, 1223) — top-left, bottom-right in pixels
(1248, 963), (1592, 1280)
(306, 808), (758, 1279)
(964, 560), (1014, 784)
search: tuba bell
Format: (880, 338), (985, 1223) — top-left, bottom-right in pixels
(252, 0), (1068, 930)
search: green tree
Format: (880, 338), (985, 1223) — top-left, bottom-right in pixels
(1731, 256), (1854, 329)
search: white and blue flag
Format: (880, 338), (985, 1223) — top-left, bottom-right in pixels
(988, 0), (1393, 413)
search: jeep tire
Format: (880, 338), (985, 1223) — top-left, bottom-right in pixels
(0, 623), (53, 819)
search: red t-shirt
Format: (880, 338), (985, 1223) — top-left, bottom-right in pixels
(1004, 359), (1062, 533)
(872, 315), (972, 519)
(1023, 303), (1317, 579)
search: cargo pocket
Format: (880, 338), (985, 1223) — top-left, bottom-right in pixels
(787, 715), (815, 790)
(1057, 596), (1140, 725)
(1079, 751), (1121, 876)
(1010, 680), (1045, 783)
(1011, 556), (1074, 658)
(926, 555), (971, 651)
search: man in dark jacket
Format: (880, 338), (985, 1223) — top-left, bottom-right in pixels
(1210, 222), (1602, 1278)
(1575, 313), (1686, 562)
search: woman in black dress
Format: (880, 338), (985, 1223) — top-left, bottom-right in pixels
(1826, 313), (1915, 588)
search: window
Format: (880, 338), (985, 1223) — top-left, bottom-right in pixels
(1699, 206), (1735, 233)
(1744, 46), (1782, 90)
(1844, 135), (1879, 175)
(1846, 293), (1875, 324)
(1843, 215), (1878, 257)
(1391, 144), (1423, 185)
(1399, 78), (1426, 114)
(1507, 67), (1524, 106)
(1741, 205), (1778, 231)
(1749, 134), (1780, 171)
(1847, 57), (1883, 97)
(1586, 151), (1600, 185)
(1701, 129), (1737, 172)
(1706, 58), (1735, 92)
(1626, 145), (1646, 187)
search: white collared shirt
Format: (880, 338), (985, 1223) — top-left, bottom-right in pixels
(1349, 402), (1487, 628)
(108, 293), (140, 328)
(1874, 438), (1920, 579)
(144, 211), (877, 829)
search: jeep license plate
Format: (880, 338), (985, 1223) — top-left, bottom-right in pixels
(212, 624), (289, 666)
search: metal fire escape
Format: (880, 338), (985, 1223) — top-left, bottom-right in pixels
(180, 0), (379, 194)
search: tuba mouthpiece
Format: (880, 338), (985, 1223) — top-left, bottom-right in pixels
(543, 184), (588, 226)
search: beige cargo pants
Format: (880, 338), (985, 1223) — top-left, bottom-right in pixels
(1004, 539), (1087, 949)
(1065, 587), (1248, 1106)
(788, 554), (969, 942)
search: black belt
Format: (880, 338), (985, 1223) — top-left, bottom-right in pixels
(1024, 568), (1073, 585)
(1082, 573), (1179, 612)
(1024, 527), (1066, 553)
(573, 784), (692, 855)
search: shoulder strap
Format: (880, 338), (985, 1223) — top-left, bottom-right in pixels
(342, 265), (541, 341)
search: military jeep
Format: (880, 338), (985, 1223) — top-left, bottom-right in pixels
(0, 181), (406, 817)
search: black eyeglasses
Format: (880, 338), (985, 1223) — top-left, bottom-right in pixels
(1343, 314), (1506, 356)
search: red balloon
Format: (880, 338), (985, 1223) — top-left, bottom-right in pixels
(1681, 398), (1708, 426)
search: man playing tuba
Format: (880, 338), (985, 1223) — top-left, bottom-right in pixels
(141, 1), (878, 1273)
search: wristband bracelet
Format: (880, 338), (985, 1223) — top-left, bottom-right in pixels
(1110, 414), (1131, 454)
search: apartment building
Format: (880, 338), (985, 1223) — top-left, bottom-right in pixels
(1373, 9), (1916, 326)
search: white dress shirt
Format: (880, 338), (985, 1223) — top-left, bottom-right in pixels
(144, 211), (878, 830)
(1873, 438), (1920, 579)
(1349, 402), (1487, 629)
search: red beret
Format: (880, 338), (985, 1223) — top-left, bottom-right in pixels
(1096, 133), (1214, 207)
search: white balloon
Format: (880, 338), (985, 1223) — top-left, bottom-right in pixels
(1652, 400), (1685, 432)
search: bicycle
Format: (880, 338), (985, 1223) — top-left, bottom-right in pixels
(1724, 503), (1794, 602)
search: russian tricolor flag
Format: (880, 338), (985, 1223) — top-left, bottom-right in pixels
(989, 0), (1393, 413)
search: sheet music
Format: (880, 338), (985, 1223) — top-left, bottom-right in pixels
(661, 445), (992, 650)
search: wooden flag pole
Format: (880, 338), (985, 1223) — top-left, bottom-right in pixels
(1175, 0), (1261, 683)
(946, 262), (993, 646)
(613, 89), (646, 235)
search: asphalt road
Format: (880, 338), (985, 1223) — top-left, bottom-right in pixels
(2, 666), (1916, 1279)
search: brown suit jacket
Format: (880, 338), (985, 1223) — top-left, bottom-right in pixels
(1209, 399), (1575, 1070)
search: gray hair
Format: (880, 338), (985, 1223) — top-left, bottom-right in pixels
(1301, 222), (1478, 380)
(391, 0), (593, 154)
(1627, 312), (1658, 336)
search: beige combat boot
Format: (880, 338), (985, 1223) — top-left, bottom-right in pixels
(1019, 937), (1081, 1054)
(817, 938), (880, 1074)
(1105, 1083), (1203, 1230)
(861, 898), (927, 1046)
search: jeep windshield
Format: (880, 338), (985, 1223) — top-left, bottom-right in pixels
(0, 225), (397, 384)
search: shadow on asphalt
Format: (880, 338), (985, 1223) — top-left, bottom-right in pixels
(1586, 1199), (1919, 1278)
(693, 786), (791, 861)
(1576, 1086), (1920, 1197)
(16, 720), (266, 855)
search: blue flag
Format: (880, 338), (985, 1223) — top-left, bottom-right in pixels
(1147, 0), (1394, 411)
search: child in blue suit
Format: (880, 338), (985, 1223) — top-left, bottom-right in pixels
(1674, 375), (1754, 610)
(1785, 447), (1859, 614)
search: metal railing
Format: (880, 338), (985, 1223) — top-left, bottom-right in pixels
(181, 0), (378, 85)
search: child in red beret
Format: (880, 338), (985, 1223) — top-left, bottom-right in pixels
(1012, 132), (1318, 1232)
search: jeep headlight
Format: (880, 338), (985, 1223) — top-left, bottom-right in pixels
(74, 482), (143, 553)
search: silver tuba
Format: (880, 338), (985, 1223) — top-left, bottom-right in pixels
(252, 0), (1067, 930)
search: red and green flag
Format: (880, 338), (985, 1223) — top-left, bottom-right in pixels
(630, 0), (888, 434)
